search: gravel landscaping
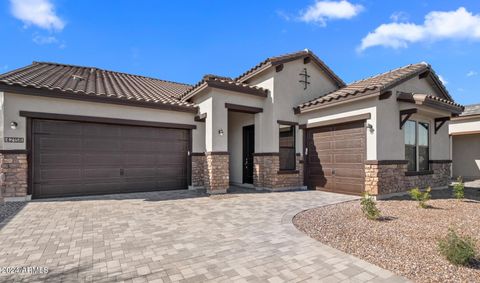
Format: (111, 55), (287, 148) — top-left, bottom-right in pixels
(293, 187), (480, 283)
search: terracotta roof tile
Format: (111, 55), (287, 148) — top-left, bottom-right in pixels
(181, 74), (268, 101)
(297, 62), (454, 112)
(0, 62), (196, 110)
(461, 103), (480, 116)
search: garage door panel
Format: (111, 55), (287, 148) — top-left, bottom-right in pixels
(39, 154), (82, 165)
(39, 169), (82, 180)
(306, 120), (365, 195)
(38, 137), (82, 150)
(334, 154), (364, 164)
(34, 120), (83, 135)
(33, 119), (190, 198)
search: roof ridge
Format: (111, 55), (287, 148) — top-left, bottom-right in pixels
(32, 61), (192, 87)
(347, 62), (428, 85)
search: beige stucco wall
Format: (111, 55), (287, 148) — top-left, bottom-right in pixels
(1, 92), (200, 150)
(193, 88), (264, 152)
(452, 134), (480, 179)
(228, 111), (254, 184)
(449, 117), (480, 135)
(377, 75), (452, 161)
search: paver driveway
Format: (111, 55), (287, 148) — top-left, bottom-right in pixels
(0, 189), (407, 283)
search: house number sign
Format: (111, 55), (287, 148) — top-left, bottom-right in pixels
(4, 137), (24, 143)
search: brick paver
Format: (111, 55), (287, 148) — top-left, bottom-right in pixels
(0, 189), (408, 282)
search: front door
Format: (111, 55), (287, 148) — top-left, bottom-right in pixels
(242, 125), (255, 184)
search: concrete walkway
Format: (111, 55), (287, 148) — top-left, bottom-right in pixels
(0, 189), (408, 282)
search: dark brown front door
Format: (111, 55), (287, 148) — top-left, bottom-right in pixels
(242, 125), (255, 184)
(32, 119), (190, 198)
(305, 120), (366, 195)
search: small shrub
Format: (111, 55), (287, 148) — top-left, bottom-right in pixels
(438, 228), (477, 266)
(361, 193), (381, 220)
(409, 187), (431, 208)
(453, 177), (465, 200)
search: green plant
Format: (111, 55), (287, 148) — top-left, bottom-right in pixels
(361, 193), (381, 220)
(438, 228), (477, 266)
(409, 187), (432, 208)
(453, 176), (465, 200)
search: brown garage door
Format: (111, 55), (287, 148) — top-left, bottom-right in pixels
(305, 120), (366, 195)
(32, 119), (190, 198)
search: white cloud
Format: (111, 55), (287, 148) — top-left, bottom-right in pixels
(467, 70), (478, 77)
(390, 11), (409, 22)
(438, 75), (448, 85)
(10, 0), (65, 30)
(33, 35), (58, 44)
(359, 7), (480, 51)
(300, 0), (364, 26)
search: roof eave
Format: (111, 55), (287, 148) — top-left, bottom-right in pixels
(0, 84), (198, 113)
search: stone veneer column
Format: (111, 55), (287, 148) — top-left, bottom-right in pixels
(0, 153), (28, 198)
(253, 153), (304, 190)
(191, 153), (205, 188)
(365, 160), (451, 196)
(204, 152), (229, 194)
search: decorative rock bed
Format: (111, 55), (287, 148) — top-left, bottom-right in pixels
(293, 188), (480, 283)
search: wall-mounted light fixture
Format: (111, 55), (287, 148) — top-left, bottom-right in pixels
(366, 123), (374, 133)
(218, 129), (224, 136)
(10, 121), (18, 130)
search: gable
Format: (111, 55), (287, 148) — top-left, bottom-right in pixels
(393, 74), (447, 98)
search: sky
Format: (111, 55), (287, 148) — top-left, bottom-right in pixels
(1, 0), (480, 105)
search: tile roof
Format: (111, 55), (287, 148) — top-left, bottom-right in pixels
(234, 49), (346, 87)
(297, 62), (453, 112)
(181, 74), (269, 101)
(0, 62), (196, 111)
(461, 103), (480, 116)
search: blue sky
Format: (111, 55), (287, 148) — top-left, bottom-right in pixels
(1, 0), (479, 105)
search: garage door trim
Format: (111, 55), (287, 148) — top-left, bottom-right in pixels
(20, 111), (197, 129)
(25, 113), (194, 197)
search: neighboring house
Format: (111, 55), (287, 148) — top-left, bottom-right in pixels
(0, 50), (463, 201)
(449, 104), (480, 180)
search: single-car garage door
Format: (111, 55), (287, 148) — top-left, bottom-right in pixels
(32, 119), (190, 198)
(305, 120), (366, 195)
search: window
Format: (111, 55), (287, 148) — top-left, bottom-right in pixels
(279, 125), (295, 170)
(418, 122), (429, 171)
(404, 120), (430, 172)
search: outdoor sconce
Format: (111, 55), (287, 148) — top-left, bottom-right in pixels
(218, 129), (224, 136)
(367, 123), (374, 133)
(10, 121), (18, 130)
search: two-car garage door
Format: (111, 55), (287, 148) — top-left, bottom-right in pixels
(32, 119), (190, 198)
(305, 120), (366, 195)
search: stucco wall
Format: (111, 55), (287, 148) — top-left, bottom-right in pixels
(376, 76), (451, 161)
(449, 117), (480, 135)
(2, 92), (200, 150)
(452, 134), (480, 179)
(193, 88), (264, 152)
(298, 97), (378, 160)
(228, 111), (255, 184)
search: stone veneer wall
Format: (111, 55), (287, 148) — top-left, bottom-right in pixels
(204, 152), (229, 194)
(191, 154), (205, 188)
(0, 153), (28, 198)
(253, 153), (303, 190)
(365, 160), (451, 196)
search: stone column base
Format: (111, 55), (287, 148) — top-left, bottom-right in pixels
(192, 153), (205, 188)
(253, 153), (303, 190)
(204, 152), (229, 194)
(0, 153), (28, 198)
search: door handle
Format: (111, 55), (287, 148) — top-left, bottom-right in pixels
(332, 169), (336, 175)
(120, 169), (125, 176)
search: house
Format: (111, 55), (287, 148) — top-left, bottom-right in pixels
(449, 104), (480, 180)
(0, 50), (463, 201)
